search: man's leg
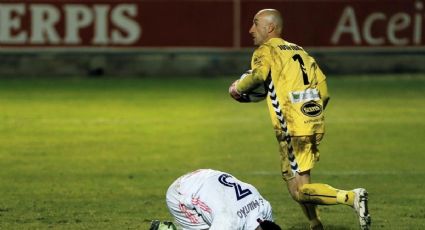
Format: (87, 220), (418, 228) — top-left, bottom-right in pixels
(297, 182), (355, 206)
(165, 179), (209, 230)
(286, 171), (323, 230)
(280, 135), (370, 230)
(287, 172), (371, 230)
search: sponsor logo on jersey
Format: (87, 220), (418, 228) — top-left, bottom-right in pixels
(304, 117), (324, 124)
(289, 88), (320, 103)
(301, 101), (322, 117)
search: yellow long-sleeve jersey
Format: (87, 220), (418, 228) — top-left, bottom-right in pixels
(236, 38), (329, 136)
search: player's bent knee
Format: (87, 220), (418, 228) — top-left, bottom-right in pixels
(298, 184), (315, 202)
(286, 181), (302, 202)
(286, 185), (305, 202)
(289, 190), (300, 202)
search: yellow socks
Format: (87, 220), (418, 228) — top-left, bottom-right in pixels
(336, 189), (355, 206)
(299, 183), (355, 206)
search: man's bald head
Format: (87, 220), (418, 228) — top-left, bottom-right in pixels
(249, 9), (283, 45)
(256, 9), (283, 35)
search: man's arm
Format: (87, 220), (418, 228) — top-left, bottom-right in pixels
(318, 80), (330, 109)
(315, 66), (330, 110)
(229, 46), (271, 102)
(228, 69), (265, 102)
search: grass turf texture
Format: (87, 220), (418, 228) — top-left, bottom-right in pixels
(0, 75), (424, 229)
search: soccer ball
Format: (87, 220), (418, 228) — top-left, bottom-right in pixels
(239, 70), (268, 102)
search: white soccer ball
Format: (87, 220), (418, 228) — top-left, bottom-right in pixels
(239, 70), (268, 102)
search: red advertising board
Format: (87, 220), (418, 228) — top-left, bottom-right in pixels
(241, 0), (423, 48)
(0, 0), (422, 48)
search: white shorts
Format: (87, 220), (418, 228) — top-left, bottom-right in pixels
(166, 179), (210, 230)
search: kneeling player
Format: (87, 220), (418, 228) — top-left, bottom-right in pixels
(151, 169), (282, 230)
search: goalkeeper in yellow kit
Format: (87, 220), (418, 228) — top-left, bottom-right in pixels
(229, 9), (371, 230)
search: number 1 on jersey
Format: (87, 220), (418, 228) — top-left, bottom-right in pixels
(292, 54), (309, 85)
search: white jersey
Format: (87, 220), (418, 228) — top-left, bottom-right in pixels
(166, 169), (274, 230)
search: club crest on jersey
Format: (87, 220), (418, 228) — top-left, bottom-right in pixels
(301, 101), (322, 117)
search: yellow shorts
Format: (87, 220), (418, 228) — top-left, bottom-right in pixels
(276, 132), (323, 181)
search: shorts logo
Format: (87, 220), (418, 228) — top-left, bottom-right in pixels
(301, 101), (322, 117)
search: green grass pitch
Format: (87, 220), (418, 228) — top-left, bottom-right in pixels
(0, 75), (424, 229)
